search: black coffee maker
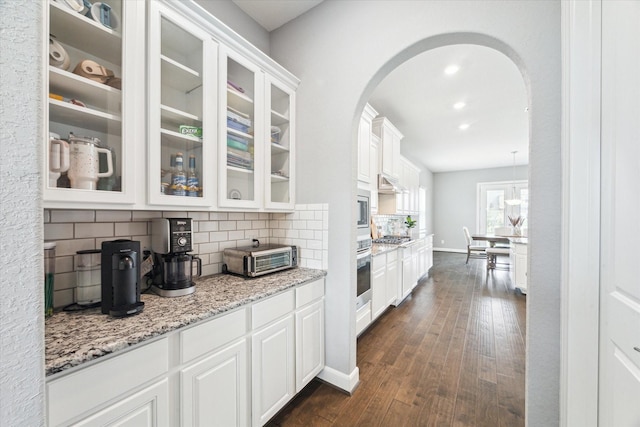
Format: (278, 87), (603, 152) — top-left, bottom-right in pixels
(101, 239), (144, 317)
(150, 218), (201, 297)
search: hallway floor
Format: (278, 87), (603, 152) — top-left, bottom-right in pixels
(268, 251), (526, 427)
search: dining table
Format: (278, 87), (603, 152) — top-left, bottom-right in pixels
(471, 234), (513, 247)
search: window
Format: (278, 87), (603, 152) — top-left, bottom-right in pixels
(477, 180), (528, 234)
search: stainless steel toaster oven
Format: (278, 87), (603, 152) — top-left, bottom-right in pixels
(222, 243), (298, 277)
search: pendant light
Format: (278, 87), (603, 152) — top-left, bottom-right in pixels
(505, 150), (522, 206)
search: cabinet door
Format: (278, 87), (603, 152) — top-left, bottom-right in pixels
(370, 137), (379, 212)
(265, 75), (295, 210)
(73, 379), (170, 427)
(147, 2), (216, 207)
(387, 259), (398, 306)
(515, 250), (528, 293)
(252, 315), (295, 426)
(358, 115), (372, 183)
(219, 45), (264, 209)
(181, 339), (249, 427)
(401, 251), (414, 300)
(45, 0), (144, 207)
(371, 264), (387, 320)
(295, 299), (325, 392)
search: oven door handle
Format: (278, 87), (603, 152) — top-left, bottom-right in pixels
(357, 249), (371, 260)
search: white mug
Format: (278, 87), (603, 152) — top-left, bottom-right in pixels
(68, 136), (113, 190)
(49, 135), (70, 187)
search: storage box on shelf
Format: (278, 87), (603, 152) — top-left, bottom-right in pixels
(148, 2), (216, 207)
(45, 0), (145, 208)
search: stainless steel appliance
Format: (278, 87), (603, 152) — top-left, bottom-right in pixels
(356, 235), (372, 309)
(356, 188), (370, 233)
(101, 239), (144, 317)
(222, 240), (298, 277)
(150, 218), (201, 297)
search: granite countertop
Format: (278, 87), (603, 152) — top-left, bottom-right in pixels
(45, 267), (326, 376)
(372, 243), (399, 256)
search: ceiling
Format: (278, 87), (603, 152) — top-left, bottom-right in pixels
(233, 1), (529, 173)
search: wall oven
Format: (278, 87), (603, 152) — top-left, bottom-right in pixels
(356, 235), (372, 310)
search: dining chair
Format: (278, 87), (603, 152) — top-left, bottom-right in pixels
(463, 226), (486, 264)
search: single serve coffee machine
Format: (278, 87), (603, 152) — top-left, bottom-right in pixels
(101, 239), (144, 317)
(150, 218), (201, 297)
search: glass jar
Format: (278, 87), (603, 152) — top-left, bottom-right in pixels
(76, 249), (102, 305)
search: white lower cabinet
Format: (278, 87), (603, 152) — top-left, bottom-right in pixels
(47, 279), (325, 427)
(181, 339), (249, 427)
(371, 253), (387, 320)
(386, 250), (398, 305)
(509, 242), (528, 294)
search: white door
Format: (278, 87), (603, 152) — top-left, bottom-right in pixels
(599, 2), (640, 425)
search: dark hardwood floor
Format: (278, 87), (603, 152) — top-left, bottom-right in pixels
(267, 251), (526, 427)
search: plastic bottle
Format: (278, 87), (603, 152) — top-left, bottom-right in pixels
(186, 155), (199, 197)
(171, 152), (187, 196)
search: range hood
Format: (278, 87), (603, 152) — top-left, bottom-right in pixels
(378, 174), (404, 194)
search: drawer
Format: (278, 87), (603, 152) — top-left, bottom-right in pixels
(372, 253), (386, 271)
(296, 279), (325, 308)
(252, 289), (295, 329)
(181, 307), (248, 364)
(386, 249), (398, 262)
(47, 338), (169, 426)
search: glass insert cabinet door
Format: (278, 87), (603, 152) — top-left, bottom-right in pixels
(218, 45), (264, 209)
(147, 2), (217, 207)
(265, 75), (295, 210)
(45, 0), (144, 206)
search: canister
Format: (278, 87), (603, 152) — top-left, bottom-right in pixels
(44, 242), (56, 317)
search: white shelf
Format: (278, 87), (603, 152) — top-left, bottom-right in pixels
(49, 98), (122, 135)
(49, 66), (121, 113)
(270, 174), (289, 182)
(228, 165), (254, 175)
(161, 55), (201, 93)
(271, 142), (289, 154)
(160, 105), (201, 128)
(227, 88), (254, 114)
(49, 1), (122, 65)
(270, 110), (289, 126)
(160, 128), (203, 150)
(227, 127), (254, 140)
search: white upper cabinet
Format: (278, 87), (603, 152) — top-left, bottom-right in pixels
(147, 1), (217, 207)
(372, 117), (402, 181)
(265, 75), (296, 210)
(358, 104), (377, 184)
(44, 0), (145, 208)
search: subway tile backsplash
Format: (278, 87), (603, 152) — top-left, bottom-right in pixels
(44, 204), (329, 309)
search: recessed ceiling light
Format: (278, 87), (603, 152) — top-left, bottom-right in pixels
(453, 101), (466, 110)
(458, 123), (470, 130)
(444, 65), (460, 75)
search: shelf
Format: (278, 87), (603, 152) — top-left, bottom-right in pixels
(160, 105), (201, 128)
(270, 110), (289, 126)
(49, 67), (121, 113)
(160, 129), (203, 151)
(49, 1), (122, 65)
(227, 165), (254, 175)
(270, 174), (289, 182)
(271, 142), (289, 154)
(227, 127), (254, 140)
(161, 55), (201, 93)
(227, 88), (254, 115)
(49, 98), (121, 135)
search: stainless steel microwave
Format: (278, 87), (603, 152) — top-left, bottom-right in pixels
(356, 188), (370, 230)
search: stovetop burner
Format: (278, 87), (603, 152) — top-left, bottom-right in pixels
(372, 236), (412, 245)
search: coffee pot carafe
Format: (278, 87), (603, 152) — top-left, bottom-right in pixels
(49, 133), (69, 187)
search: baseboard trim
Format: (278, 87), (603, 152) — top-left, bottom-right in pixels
(316, 365), (360, 394)
(433, 247), (466, 254)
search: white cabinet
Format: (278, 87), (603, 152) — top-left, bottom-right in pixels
(424, 234), (434, 275)
(356, 300), (372, 336)
(148, 1), (217, 207)
(372, 117), (402, 181)
(358, 103), (378, 184)
(510, 242), (528, 294)
(371, 253), (387, 320)
(398, 245), (415, 304)
(370, 134), (380, 213)
(47, 339), (170, 426)
(295, 299), (324, 391)
(386, 250), (398, 306)
(44, 0), (145, 207)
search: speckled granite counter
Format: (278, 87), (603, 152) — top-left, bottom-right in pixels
(372, 243), (399, 256)
(45, 267), (326, 376)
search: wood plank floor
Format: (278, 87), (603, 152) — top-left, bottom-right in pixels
(267, 251), (526, 427)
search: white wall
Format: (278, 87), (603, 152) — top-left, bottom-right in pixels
(0, 0), (45, 424)
(433, 165), (528, 251)
(270, 1), (561, 424)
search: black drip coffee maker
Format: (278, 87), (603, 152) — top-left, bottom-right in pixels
(150, 218), (201, 297)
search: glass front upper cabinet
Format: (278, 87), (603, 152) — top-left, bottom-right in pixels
(147, 2), (217, 207)
(45, 0), (144, 207)
(218, 46), (264, 209)
(265, 75), (295, 210)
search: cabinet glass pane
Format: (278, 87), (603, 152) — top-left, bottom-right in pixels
(226, 58), (256, 202)
(47, 0), (124, 193)
(158, 16), (203, 198)
(269, 84), (291, 205)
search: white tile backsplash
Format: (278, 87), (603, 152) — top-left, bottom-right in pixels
(44, 204), (329, 308)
